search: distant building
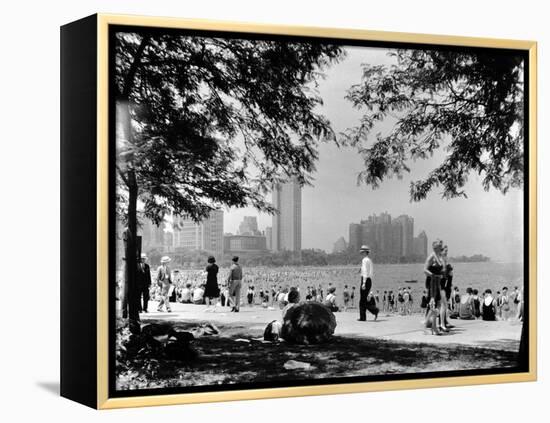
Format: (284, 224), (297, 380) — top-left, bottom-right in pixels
(265, 226), (273, 251)
(163, 231), (173, 252)
(224, 234), (267, 253)
(171, 210), (224, 259)
(391, 220), (403, 257)
(202, 210), (224, 258)
(272, 179), (302, 252)
(413, 230), (428, 260)
(374, 212), (393, 257)
(238, 216), (260, 236)
(332, 237), (347, 253)
(393, 215), (414, 258)
(349, 223), (362, 252)
(348, 213), (424, 261)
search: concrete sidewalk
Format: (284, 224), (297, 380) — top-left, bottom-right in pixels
(136, 301), (522, 351)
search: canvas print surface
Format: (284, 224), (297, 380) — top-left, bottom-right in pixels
(111, 26), (528, 395)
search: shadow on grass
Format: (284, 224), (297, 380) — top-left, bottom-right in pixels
(115, 318), (520, 390)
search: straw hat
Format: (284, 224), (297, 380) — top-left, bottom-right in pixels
(140, 253), (147, 259)
(160, 256), (171, 264)
(359, 245), (370, 252)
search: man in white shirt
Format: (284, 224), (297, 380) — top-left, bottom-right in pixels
(358, 245), (379, 321)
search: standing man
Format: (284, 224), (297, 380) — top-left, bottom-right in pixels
(137, 253), (152, 313)
(227, 256), (243, 312)
(156, 256), (173, 312)
(358, 245), (379, 321)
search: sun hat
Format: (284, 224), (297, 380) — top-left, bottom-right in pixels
(359, 245), (370, 252)
(140, 253), (147, 259)
(160, 256), (171, 264)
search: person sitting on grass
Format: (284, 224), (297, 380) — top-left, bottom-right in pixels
(459, 287), (476, 320)
(180, 283), (192, 303)
(192, 283), (205, 305)
(324, 286), (339, 312)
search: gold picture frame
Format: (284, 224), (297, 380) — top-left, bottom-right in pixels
(61, 13), (537, 409)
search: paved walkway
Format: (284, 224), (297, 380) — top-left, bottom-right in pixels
(136, 301), (522, 351)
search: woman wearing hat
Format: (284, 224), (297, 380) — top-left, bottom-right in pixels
(156, 256), (173, 312)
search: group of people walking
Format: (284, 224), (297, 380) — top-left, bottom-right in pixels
(133, 254), (244, 313)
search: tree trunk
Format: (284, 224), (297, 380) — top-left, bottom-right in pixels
(118, 96), (140, 334)
(118, 35), (151, 334)
(125, 169), (141, 334)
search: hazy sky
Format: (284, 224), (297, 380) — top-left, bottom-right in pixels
(224, 46), (524, 262)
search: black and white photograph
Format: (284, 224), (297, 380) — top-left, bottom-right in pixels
(111, 25), (529, 394)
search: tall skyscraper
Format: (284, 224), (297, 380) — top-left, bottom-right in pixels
(272, 179), (302, 252)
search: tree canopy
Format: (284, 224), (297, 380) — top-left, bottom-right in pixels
(344, 49), (525, 201)
(115, 32), (344, 225)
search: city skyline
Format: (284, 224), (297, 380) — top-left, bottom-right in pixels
(349, 212), (427, 261)
(223, 47), (523, 262)
(136, 47), (523, 263)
